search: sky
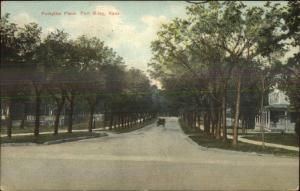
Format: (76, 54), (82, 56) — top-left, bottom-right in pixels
(2, 1), (291, 87)
(1, 1), (189, 72)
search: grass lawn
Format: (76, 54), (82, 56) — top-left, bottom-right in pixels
(242, 133), (299, 147)
(0, 121), (104, 135)
(113, 118), (156, 134)
(179, 119), (299, 157)
(0, 132), (104, 144)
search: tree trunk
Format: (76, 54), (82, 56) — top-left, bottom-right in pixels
(204, 112), (211, 135)
(204, 112), (208, 133)
(124, 114), (127, 128)
(118, 113), (121, 129)
(130, 114), (133, 127)
(233, 75), (241, 145)
(209, 101), (218, 138)
(245, 120), (247, 134)
(134, 113), (137, 125)
(34, 86), (41, 137)
(198, 113), (201, 130)
(260, 77), (265, 148)
(6, 99), (12, 138)
(138, 113), (142, 124)
(113, 114), (117, 128)
(19, 102), (28, 129)
(34, 98), (41, 137)
(121, 113), (124, 128)
(88, 105), (95, 133)
(129, 114), (133, 127)
(103, 110), (106, 129)
(67, 96), (74, 133)
(211, 120), (215, 136)
(54, 98), (65, 135)
(193, 112), (197, 129)
(129, 114), (131, 127)
(109, 112), (113, 130)
(215, 108), (221, 139)
(125, 114), (129, 128)
(207, 113), (211, 135)
(222, 83), (227, 141)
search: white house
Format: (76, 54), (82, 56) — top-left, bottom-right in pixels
(255, 87), (295, 132)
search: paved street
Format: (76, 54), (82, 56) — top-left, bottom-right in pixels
(1, 117), (299, 190)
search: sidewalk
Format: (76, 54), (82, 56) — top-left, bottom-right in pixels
(198, 124), (299, 152)
(227, 134), (299, 152)
(0, 119), (147, 138)
(0, 127), (105, 138)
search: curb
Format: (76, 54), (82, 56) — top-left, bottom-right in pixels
(43, 133), (108, 145)
(1, 133), (108, 146)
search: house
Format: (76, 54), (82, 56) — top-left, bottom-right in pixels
(255, 87), (296, 132)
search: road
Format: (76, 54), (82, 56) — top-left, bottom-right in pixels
(1, 117), (299, 190)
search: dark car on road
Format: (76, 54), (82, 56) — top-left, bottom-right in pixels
(157, 118), (166, 127)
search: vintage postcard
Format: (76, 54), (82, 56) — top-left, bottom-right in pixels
(0, 1), (299, 190)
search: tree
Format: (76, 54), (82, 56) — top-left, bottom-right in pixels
(19, 23), (42, 137)
(1, 15), (42, 137)
(38, 30), (71, 134)
(279, 1), (300, 136)
(101, 63), (126, 130)
(149, 1), (287, 145)
(73, 35), (125, 132)
(0, 14), (19, 138)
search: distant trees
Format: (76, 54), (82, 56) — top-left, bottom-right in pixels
(1, 14), (157, 138)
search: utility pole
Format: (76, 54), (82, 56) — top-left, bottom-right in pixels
(260, 76), (265, 148)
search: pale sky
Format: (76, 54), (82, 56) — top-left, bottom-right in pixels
(1, 1), (189, 72)
(3, 1), (292, 86)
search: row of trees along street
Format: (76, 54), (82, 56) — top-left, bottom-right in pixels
(1, 14), (158, 138)
(149, 1), (300, 145)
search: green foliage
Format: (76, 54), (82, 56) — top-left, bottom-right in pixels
(149, 1), (296, 136)
(1, 14), (157, 137)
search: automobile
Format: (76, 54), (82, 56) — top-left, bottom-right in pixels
(157, 118), (166, 127)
